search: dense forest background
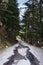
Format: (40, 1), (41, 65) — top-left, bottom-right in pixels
(0, 0), (43, 48)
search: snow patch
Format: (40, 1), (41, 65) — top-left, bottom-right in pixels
(18, 48), (28, 56)
(17, 59), (31, 65)
(14, 60), (18, 62)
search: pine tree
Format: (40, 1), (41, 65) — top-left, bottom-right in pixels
(22, 0), (40, 44)
(5, 0), (19, 42)
(0, 0), (20, 43)
(40, 0), (43, 38)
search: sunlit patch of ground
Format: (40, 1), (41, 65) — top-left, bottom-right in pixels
(0, 43), (6, 49)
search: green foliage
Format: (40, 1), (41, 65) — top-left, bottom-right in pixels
(0, 0), (20, 42)
(21, 0), (43, 46)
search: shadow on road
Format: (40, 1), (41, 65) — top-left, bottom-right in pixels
(3, 41), (40, 65)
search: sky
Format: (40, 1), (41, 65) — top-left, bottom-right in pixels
(17, 0), (28, 20)
(17, 0), (28, 8)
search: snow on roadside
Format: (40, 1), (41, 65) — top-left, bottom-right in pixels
(17, 59), (31, 65)
(0, 40), (43, 65)
(19, 40), (43, 65)
(18, 48), (28, 56)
